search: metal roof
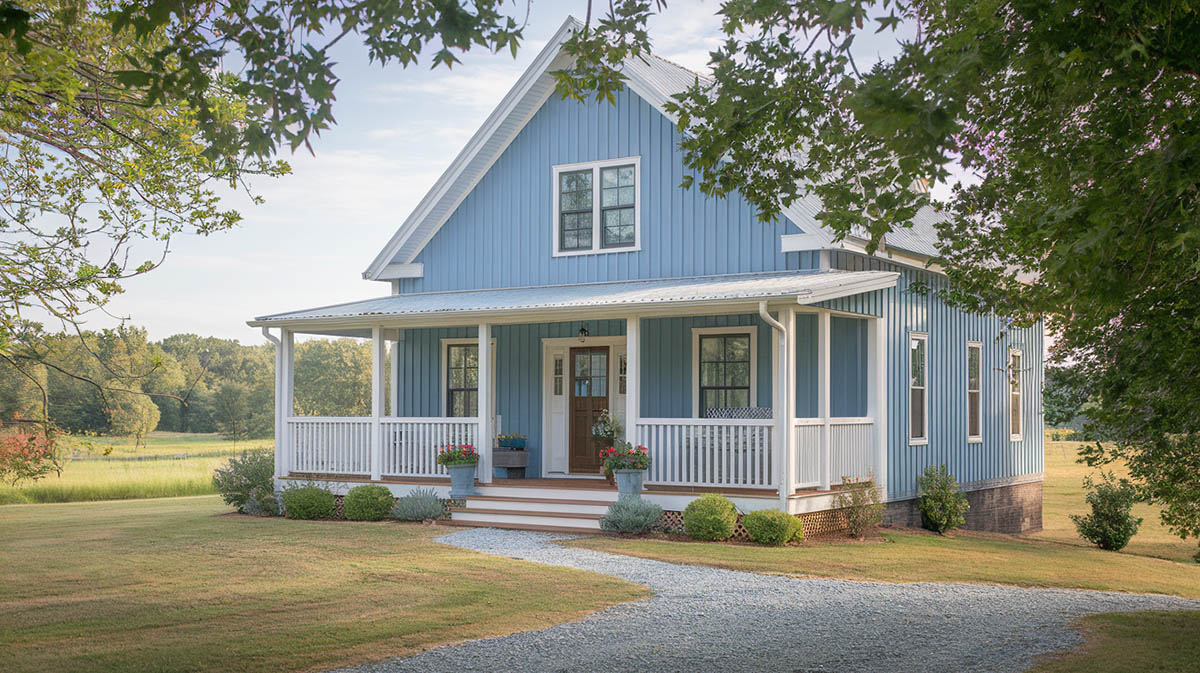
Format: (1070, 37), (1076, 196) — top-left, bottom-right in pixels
(251, 270), (898, 328)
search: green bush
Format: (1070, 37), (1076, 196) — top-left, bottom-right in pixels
(392, 487), (446, 521)
(600, 498), (663, 534)
(242, 486), (280, 516)
(1071, 472), (1142, 551)
(683, 493), (738, 541)
(742, 509), (803, 545)
(343, 484), (394, 521)
(212, 449), (275, 513)
(918, 464), (970, 534)
(834, 475), (884, 538)
(281, 484), (336, 520)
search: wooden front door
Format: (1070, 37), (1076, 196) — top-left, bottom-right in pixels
(569, 346), (609, 474)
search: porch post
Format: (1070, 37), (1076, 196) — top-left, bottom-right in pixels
(281, 329), (294, 477)
(625, 316), (641, 445)
(868, 314), (889, 500)
(782, 305), (797, 503)
(370, 327), (385, 481)
(271, 330), (284, 479)
(388, 336), (400, 417)
(477, 322), (493, 483)
(818, 310), (832, 491)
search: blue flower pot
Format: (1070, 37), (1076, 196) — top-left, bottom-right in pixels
(498, 437), (526, 449)
(447, 463), (477, 498)
(614, 469), (645, 500)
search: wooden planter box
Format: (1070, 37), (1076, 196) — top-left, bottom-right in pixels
(493, 449), (530, 468)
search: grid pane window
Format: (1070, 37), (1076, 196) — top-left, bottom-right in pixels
(910, 335), (927, 441)
(600, 165), (636, 248)
(698, 334), (752, 417)
(559, 170), (593, 251)
(1009, 350), (1023, 440)
(446, 345), (478, 417)
(967, 343), (982, 440)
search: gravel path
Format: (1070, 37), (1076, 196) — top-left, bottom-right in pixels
(337, 528), (1200, 673)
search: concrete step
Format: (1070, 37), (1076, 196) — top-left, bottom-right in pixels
(449, 507), (604, 531)
(473, 484), (621, 502)
(465, 495), (613, 516)
(441, 519), (604, 535)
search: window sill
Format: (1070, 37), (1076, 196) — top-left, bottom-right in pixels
(967, 437), (983, 444)
(553, 244), (641, 258)
(908, 439), (929, 446)
(1010, 435), (1024, 442)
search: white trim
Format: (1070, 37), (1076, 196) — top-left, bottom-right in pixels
(552, 156), (642, 257)
(439, 337), (497, 419)
(1009, 347), (1024, 442)
(539, 335), (626, 476)
(817, 310), (832, 490)
(370, 263), (424, 280)
(908, 332), (929, 445)
(690, 325), (758, 419)
(967, 340), (983, 444)
(869, 314), (888, 500)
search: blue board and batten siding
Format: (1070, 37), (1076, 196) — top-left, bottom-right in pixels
(394, 86), (820, 294)
(827, 251), (1044, 500)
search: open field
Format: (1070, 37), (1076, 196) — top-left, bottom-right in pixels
(64, 431), (273, 458)
(567, 440), (1200, 598)
(0, 497), (646, 673)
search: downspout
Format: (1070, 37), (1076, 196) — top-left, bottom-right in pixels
(759, 302), (791, 512)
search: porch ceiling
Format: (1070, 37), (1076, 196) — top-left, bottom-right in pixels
(248, 269), (898, 333)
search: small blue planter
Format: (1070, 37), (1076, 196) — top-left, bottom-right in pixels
(614, 469), (645, 500)
(447, 463), (477, 498)
(498, 437), (527, 449)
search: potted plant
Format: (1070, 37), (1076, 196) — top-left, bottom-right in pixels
(497, 433), (526, 449)
(592, 410), (622, 485)
(437, 444), (479, 498)
(601, 441), (650, 499)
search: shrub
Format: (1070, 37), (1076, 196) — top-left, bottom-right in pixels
(918, 464), (970, 534)
(392, 487), (446, 521)
(281, 484), (336, 520)
(834, 475), (884, 538)
(683, 493), (738, 541)
(600, 498), (663, 534)
(742, 509), (803, 545)
(212, 449), (275, 513)
(1071, 473), (1142, 551)
(242, 486), (280, 516)
(343, 484), (394, 521)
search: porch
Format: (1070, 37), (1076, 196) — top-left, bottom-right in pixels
(252, 270), (896, 519)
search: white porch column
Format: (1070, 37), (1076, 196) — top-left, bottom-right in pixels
(767, 308), (786, 510)
(477, 322), (493, 483)
(270, 330), (284, 479)
(281, 329), (295, 478)
(818, 310), (832, 491)
(370, 327), (386, 481)
(388, 336), (400, 417)
(782, 306), (797, 503)
(625, 316), (641, 444)
(868, 314), (889, 500)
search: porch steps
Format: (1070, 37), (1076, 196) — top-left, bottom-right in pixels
(465, 495), (613, 516)
(448, 507), (604, 531)
(448, 487), (618, 532)
(442, 519), (604, 535)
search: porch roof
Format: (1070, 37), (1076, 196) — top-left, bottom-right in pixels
(249, 269), (898, 335)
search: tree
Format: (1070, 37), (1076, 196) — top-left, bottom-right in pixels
(211, 382), (251, 444)
(106, 389), (160, 447)
(1043, 364), (1089, 430)
(293, 338), (371, 418)
(561, 0), (1200, 553)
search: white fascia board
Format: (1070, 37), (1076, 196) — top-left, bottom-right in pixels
(795, 273), (900, 305)
(368, 263), (424, 281)
(361, 17), (580, 280)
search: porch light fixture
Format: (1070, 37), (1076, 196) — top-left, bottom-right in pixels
(577, 324), (589, 343)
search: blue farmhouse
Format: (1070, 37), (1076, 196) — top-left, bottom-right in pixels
(251, 18), (1043, 533)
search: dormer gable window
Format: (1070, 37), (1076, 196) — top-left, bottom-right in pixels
(552, 157), (641, 256)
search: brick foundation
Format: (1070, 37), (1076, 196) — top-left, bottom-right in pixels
(885, 479), (1043, 534)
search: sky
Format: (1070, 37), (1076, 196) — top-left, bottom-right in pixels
(92, 1), (911, 344)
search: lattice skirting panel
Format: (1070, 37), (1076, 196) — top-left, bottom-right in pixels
(325, 494), (456, 520)
(657, 509), (848, 540)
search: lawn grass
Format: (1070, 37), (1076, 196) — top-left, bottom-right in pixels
(565, 440), (1200, 598)
(0, 455), (228, 504)
(1029, 610), (1200, 673)
(0, 497), (647, 673)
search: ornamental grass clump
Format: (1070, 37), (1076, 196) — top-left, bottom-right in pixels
(392, 487), (446, 521)
(281, 484), (336, 520)
(742, 509), (803, 545)
(683, 493), (738, 541)
(436, 444), (479, 466)
(918, 464), (970, 534)
(343, 484), (394, 521)
(600, 498), (662, 534)
(1071, 472), (1142, 551)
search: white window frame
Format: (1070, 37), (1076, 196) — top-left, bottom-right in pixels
(1008, 347), (1024, 442)
(551, 156), (642, 257)
(909, 332), (929, 445)
(691, 326), (757, 418)
(439, 337), (496, 418)
(966, 341), (983, 443)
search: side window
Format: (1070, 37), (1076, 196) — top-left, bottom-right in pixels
(909, 334), (928, 443)
(445, 344), (478, 417)
(967, 341), (982, 442)
(1009, 349), (1023, 441)
(697, 333), (753, 417)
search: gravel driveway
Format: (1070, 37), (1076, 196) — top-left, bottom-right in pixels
(337, 528), (1200, 673)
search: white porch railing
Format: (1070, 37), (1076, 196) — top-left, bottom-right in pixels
(793, 417), (876, 489)
(636, 418), (774, 488)
(380, 417), (478, 477)
(288, 417), (373, 475)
